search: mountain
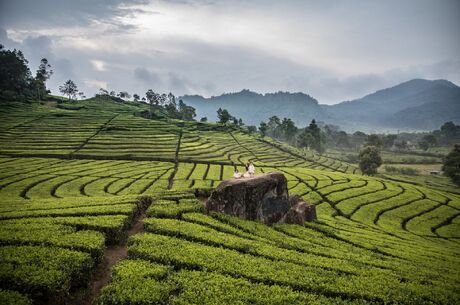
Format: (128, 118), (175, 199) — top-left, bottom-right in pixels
(181, 90), (327, 127)
(182, 79), (460, 132)
(326, 79), (460, 130)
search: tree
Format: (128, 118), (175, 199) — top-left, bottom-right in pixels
(0, 44), (33, 96)
(159, 93), (167, 107)
(98, 88), (109, 101)
(259, 122), (268, 137)
(351, 131), (367, 149)
(146, 89), (160, 116)
(419, 134), (437, 151)
(297, 130), (315, 149)
(439, 121), (460, 145)
(200, 117), (208, 122)
(59, 80), (78, 101)
(117, 91), (131, 99)
(307, 119), (320, 139)
(359, 146), (382, 175)
(365, 134), (382, 148)
(382, 134), (397, 149)
(302, 119), (325, 153)
(133, 94), (140, 102)
(167, 93), (176, 108)
(178, 100), (196, 121)
(394, 140), (408, 150)
(164, 93), (178, 117)
(217, 108), (232, 124)
(267, 116), (281, 138)
(440, 121), (457, 139)
(164, 102), (179, 118)
(34, 58), (53, 100)
(336, 131), (350, 148)
(146, 89), (159, 105)
(442, 144), (460, 186)
(78, 92), (85, 100)
(281, 118), (297, 143)
(247, 126), (257, 134)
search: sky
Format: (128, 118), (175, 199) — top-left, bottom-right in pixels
(1, 0), (459, 104)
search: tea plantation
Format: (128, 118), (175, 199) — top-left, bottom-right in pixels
(0, 99), (459, 304)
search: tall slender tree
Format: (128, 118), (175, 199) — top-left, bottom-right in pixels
(34, 58), (53, 100)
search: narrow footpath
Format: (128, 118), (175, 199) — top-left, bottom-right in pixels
(66, 200), (151, 305)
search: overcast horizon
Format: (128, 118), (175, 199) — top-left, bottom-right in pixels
(1, 0), (459, 104)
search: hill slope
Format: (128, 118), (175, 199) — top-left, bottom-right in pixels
(0, 98), (458, 305)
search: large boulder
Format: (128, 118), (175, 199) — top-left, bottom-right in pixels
(206, 172), (289, 225)
(206, 172), (316, 225)
(282, 199), (317, 225)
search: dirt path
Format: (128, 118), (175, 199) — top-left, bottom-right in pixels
(67, 210), (148, 305)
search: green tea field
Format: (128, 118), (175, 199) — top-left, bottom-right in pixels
(0, 99), (459, 305)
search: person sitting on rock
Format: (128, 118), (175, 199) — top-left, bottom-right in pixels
(248, 161), (255, 177)
(233, 170), (242, 179)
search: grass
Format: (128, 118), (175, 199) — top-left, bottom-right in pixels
(0, 97), (458, 304)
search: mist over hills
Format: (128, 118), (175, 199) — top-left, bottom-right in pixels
(181, 79), (460, 132)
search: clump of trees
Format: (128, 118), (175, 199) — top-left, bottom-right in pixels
(0, 44), (53, 101)
(142, 90), (196, 121)
(0, 44), (88, 102)
(257, 117), (324, 153)
(442, 145), (460, 186)
(259, 116), (298, 145)
(419, 122), (460, 149)
(298, 119), (324, 154)
(359, 146), (382, 175)
(418, 134), (437, 151)
(216, 108), (246, 128)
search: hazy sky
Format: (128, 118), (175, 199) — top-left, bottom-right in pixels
(1, 0), (459, 104)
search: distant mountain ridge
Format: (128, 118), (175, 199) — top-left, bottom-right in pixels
(181, 79), (460, 132)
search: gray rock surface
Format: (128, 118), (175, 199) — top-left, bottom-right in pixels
(206, 172), (316, 225)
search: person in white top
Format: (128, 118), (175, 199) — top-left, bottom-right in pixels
(233, 170), (242, 179)
(248, 161), (255, 177)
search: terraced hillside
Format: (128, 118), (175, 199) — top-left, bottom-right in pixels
(0, 99), (459, 305)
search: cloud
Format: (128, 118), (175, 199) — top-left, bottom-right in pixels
(134, 67), (161, 84)
(84, 80), (108, 90)
(23, 35), (53, 59)
(1, 0), (459, 104)
(168, 72), (194, 94)
(0, 0), (149, 29)
(91, 60), (106, 72)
